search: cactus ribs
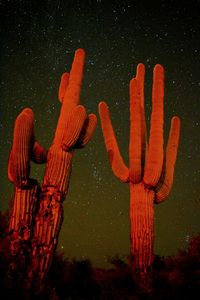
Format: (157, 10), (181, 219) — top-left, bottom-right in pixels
(8, 49), (97, 289)
(99, 63), (181, 277)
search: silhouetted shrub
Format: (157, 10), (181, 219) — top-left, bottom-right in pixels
(0, 209), (199, 299)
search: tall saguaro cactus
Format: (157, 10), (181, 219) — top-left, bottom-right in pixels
(8, 49), (97, 288)
(8, 108), (46, 257)
(99, 64), (181, 276)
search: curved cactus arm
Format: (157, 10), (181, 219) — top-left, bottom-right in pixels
(8, 109), (41, 264)
(99, 101), (129, 182)
(61, 105), (87, 150)
(75, 113), (97, 148)
(129, 78), (142, 183)
(31, 140), (47, 164)
(58, 72), (70, 103)
(8, 108), (34, 187)
(136, 63), (148, 168)
(155, 116), (181, 203)
(144, 64), (164, 187)
(54, 49), (85, 145)
(8, 151), (15, 184)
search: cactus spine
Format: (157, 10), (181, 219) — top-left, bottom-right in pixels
(99, 64), (181, 276)
(8, 49), (97, 288)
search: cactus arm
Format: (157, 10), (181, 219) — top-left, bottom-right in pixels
(144, 64), (164, 187)
(61, 48), (85, 109)
(8, 108), (34, 187)
(31, 140), (47, 164)
(61, 105), (87, 150)
(155, 116), (181, 203)
(65, 48), (85, 106)
(129, 78), (142, 183)
(58, 72), (70, 103)
(99, 101), (129, 183)
(8, 150), (15, 183)
(136, 64), (145, 109)
(75, 113), (97, 148)
(136, 63), (148, 168)
(54, 49), (85, 145)
(8, 109), (41, 270)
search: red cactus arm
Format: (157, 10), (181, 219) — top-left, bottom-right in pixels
(54, 49), (85, 146)
(75, 113), (97, 148)
(99, 101), (129, 182)
(62, 48), (85, 107)
(8, 108), (34, 187)
(58, 72), (70, 103)
(136, 63), (148, 167)
(129, 78), (142, 183)
(155, 116), (181, 203)
(8, 108), (42, 265)
(61, 105), (87, 150)
(31, 140), (47, 164)
(144, 64), (164, 187)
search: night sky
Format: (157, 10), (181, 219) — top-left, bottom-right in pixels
(0, 0), (200, 267)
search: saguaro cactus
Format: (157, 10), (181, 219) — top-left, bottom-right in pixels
(99, 63), (181, 276)
(8, 49), (97, 287)
(8, 108), (46, 257)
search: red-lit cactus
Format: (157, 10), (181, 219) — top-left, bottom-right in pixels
(99, 64), (181, 276)
(8, 108), (46, 256)
(8, 49), (97, 287)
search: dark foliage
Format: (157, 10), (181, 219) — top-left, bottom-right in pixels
(0, 210), (199, 299)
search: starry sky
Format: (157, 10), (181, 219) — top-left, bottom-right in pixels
(0, 0), (200, 267)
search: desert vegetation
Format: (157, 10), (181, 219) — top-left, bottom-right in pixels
(0, 209), (200, 299)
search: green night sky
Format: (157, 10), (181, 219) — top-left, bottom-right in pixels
(0, 0), (200, 267)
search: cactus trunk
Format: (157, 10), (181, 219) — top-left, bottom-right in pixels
(9, 182), (39, 239)
(130, 182), (154, 275)
(29, 192), (64, 285)
(28, 150), (73, 285)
